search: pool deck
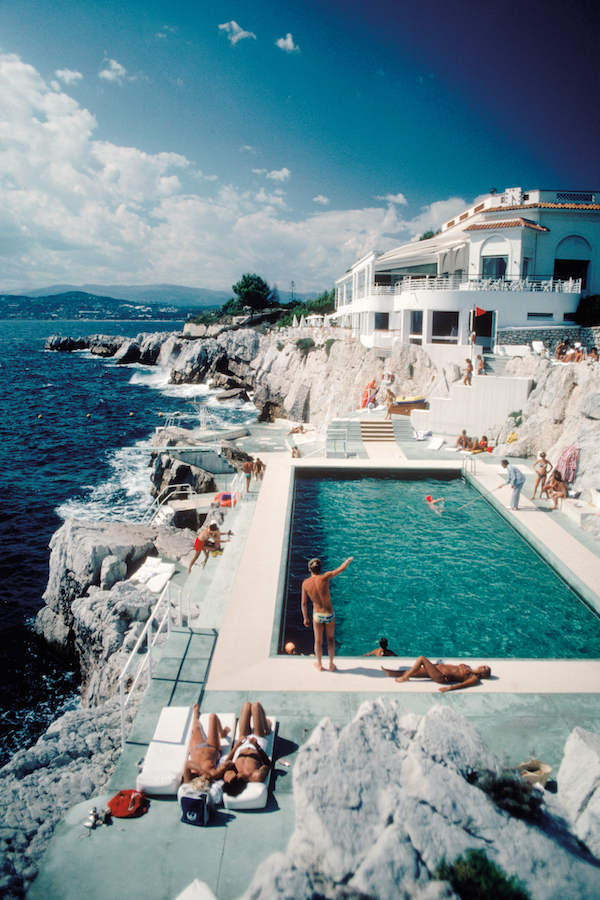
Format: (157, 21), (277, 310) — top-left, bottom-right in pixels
(30, 437), (600, 900)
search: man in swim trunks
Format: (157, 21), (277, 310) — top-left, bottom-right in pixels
(221, 701), (272, 796)
(381, 656), (491, 692)
(188, 523), (231, 573)
(301, 555), (353, 672)
(242, 458), (253, 492)
(183, 705), (231, 782)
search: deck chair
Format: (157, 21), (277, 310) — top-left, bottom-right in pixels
(136, 706), (194, 795)
(426, 436), (445, 451)
(222, 719), (278, 810)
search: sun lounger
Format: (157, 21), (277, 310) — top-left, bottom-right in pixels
(427, 437), (445, 450)
(136, 706), (194, 796)
(222, 720), (278, 811)
(136, 708), (235, 796)
(130, 557), (176, 593)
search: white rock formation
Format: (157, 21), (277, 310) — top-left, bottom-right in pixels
(245, 701), (600, 900)
(558, 727), (600, 859)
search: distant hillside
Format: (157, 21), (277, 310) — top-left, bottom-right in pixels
(3, 283), (230, 308)
(0, 289), (219, 321)
(2, 283), (311, 307)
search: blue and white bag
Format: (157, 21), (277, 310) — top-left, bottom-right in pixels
(180, 791), (213, 827)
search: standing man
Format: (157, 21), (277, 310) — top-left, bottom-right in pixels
(498, 459), (526, 510)
(301, 556), (353, 672)
(242, 458), (253, 493)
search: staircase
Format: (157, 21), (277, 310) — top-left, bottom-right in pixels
(360, 420), (395, 443)
(483, 353), (509, 377)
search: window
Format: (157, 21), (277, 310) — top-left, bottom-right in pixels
(527, 312), (553, 320)
(563, 312), (577, 322)
(522, 258), (530, 277)
(431, 310), (459, 343)
(482, 256), (507, 279)
(410, 310), (423, 335)
(374, 312), (389, 330)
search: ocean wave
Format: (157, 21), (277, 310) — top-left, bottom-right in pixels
(56, 439), (155, 522)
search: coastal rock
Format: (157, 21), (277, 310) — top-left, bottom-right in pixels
(557, 727), (600, 858)
(44, 335), (89, 352)
(582, 392), (600, 420)
(137, 331), (173, 365)
(150, 455), (216, 500)
(100, 555), (127, 589)
(88, 335), (124, 357)
(0, 693), (142, 899)
(169, 338), (226, 384)
(113, 339), (140, 365)
(245, 701), (600, 900)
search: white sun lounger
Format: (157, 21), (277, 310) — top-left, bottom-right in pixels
(222, 720), (278, 811)
(427, 437), (445, 450)
(136, 708), (235, 796)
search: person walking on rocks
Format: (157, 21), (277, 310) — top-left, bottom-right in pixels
(301, 556), (353, 672)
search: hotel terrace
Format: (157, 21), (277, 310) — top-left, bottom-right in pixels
(333, 187), (600, 363)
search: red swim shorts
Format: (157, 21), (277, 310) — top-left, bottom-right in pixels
(194, 538), (205, 552)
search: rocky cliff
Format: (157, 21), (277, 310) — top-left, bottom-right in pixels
(245, 701), (600, 900)
(495, 357), (600, 499)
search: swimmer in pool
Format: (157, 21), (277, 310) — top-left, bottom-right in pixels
(301, 555), (353, 672)
(425, 495), (445, 515)
(381, 656), (492, 692)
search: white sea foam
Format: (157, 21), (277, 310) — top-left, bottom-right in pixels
(56, 439), (155, 522)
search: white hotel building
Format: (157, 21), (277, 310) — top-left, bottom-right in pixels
(333, 187), (599, 361)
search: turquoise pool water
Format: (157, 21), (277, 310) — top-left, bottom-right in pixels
(281, 471), (600, 658)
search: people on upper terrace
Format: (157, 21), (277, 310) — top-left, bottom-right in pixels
(456, 429), (472, 450)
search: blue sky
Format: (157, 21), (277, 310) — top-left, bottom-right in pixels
(0, 0), (597, 292)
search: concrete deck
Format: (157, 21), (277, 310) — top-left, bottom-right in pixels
(30, 440), (600, 900)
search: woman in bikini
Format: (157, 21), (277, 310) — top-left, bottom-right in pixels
(531, 451), (552, 499)
(221, 701), (272, 797)
(183, 705), (231, 782)
(381, 656), (491, 692)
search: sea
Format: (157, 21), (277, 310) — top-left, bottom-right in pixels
(0, 319), (256, 766)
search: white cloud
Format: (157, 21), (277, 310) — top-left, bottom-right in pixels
(0, 51), (468, 292)
(275, 33), (300, 53)
(98, 58), (128, 84)
(375, 192), (407, 205)
(156, 24), (177, 39)
(218, 21), (256, 46)
(312, 194), (329, 206)
(252, 167), (267, 175)
(240, 144), (256, 153)
(55, 68), (83, 85)
(266, 167), (290, 182)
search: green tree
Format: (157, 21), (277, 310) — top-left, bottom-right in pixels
(232, 273), (273, 312)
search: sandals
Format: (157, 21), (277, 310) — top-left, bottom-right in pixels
(83, 806), (112, 829)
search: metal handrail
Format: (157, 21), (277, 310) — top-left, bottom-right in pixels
(141, 483), (197, 524)
(119, 580), (181, 748)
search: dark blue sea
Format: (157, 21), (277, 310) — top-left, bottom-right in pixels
(0, 320), (255, 765)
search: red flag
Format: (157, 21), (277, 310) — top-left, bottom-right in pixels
(475, 306), (486, 317)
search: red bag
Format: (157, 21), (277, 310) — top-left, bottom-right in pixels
(107, 789), (149, 818)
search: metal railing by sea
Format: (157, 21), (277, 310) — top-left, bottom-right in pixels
(119, 579), (182, 749)
(348, 275), (583, 298)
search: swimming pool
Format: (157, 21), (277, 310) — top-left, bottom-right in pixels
(280, 469), (600, 658)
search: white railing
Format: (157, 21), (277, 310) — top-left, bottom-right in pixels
(367, 275), (582, 295)
(119, 580), (181, 748)
(463, 456), (477, 476)
(141, 483), (197, 525)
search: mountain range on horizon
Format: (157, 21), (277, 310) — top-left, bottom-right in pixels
(1, 282), (310, 307)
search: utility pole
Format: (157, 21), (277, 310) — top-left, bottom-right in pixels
(290, 280), (295, 303)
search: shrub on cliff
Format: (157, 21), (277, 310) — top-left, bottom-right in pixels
(435, 849), (530, 900)
(296, 337), (315, 358)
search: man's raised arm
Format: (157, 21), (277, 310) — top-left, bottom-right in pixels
(326, 556), (354, 579)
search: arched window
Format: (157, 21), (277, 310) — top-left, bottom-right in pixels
(480, 236), (510, 279)
(554, 235), (591, 287)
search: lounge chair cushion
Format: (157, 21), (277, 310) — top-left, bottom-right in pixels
(223, 720), (278, 811)
(136, 706), (194, 796)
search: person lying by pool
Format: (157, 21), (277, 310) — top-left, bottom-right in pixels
(364, 637), (397, 657)
(183, 706), (231, 783)
(381, 656), (492, 692)
(425, 495), (445, 515)
(220, 701), (273, 797)
(302, 555), (354, 672)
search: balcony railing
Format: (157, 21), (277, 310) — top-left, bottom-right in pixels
(366, 275), (582, 295)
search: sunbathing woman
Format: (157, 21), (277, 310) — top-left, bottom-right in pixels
(183, 706), (231, 782)
(221, 701), (272, 797)
(381, 656), (491, 692)
(531, 451), (552, 499)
